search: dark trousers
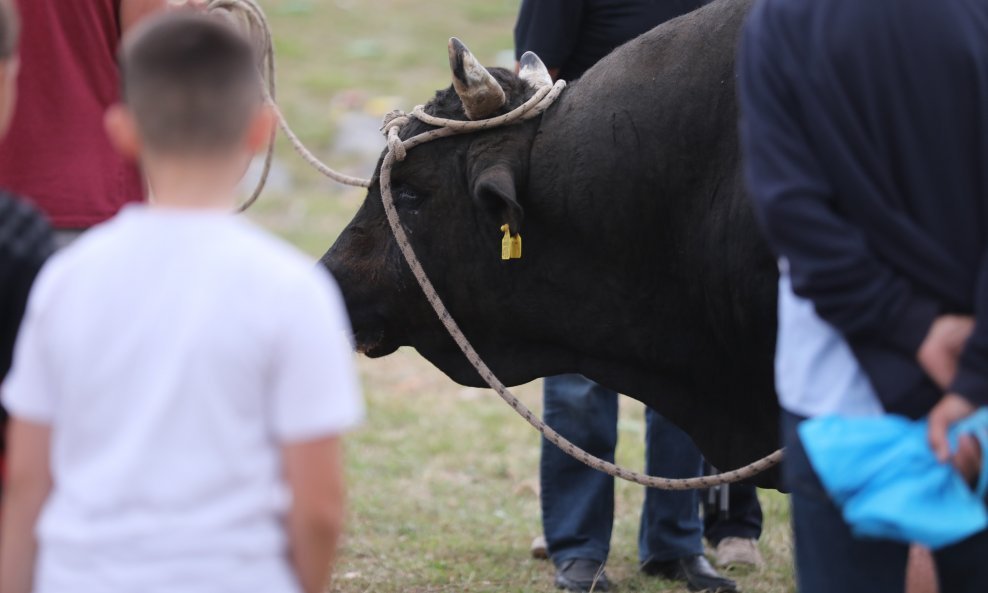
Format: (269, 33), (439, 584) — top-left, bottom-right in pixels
(540, 374), (705, 566)
(703, 472), (763, 546)
(783, 410), (988, 593)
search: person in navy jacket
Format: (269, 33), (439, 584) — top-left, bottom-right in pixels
(740, 0), (988, 591)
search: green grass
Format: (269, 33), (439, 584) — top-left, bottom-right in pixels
(341, 354), (794, 593)
(247, 1), (794, 591)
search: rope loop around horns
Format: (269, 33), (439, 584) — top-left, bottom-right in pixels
(381, 111), (410, 162)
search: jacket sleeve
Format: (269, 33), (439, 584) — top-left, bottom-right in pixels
(738, 8), (939, 357)
(949, 252), (988, 407)
(513, 0), (583, 69)
(0, 197), (54, 380)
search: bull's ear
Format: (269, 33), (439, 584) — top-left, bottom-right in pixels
(518, 51), (553, 89)
(472, 163), (522, 233)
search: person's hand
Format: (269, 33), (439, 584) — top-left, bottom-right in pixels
(928, 393), (981, 481)
(917, 315), (975, 389)
(954, 431), (983, 487)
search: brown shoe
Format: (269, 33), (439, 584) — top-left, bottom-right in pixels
(714, 537), (764, 571)
(531, 535), (549, 560)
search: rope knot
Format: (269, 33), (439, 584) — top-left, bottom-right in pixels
(387, 129), (407, 162)
(381, 110), (410, 162)
(380, 109), (409, 133)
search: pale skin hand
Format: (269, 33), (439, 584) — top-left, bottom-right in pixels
(917, 314), (974, 390)
(928, 393), (981, 482)
(918, 315), (982, 483)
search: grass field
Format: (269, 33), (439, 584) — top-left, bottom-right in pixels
(248, 1), (794, 591)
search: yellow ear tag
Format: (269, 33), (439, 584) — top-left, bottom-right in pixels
(500, 224), (512, 260)
(500, 224), (522, 260)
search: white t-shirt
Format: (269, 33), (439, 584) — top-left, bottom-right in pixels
(2, 205), (364, 593)
(775, 259), (883, 418)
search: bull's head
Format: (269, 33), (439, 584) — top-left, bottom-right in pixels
(321, 40), (562, 386)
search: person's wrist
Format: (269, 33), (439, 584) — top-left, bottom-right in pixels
(917, 314), (975, 389)
(928, 392), (978, 462)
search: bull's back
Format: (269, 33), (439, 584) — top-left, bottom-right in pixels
(541, 0), (752, 206)
(530, 0), (763, 312)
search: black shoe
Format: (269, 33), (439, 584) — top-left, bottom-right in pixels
(554, 558), (612, 592)
(640, 554), (737, 592)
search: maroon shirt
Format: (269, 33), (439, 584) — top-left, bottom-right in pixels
(0, 0), (143, 228)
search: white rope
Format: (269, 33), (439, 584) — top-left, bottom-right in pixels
(204, 0), (370, 214)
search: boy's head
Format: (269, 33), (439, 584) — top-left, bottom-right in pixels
(111, 12), (269, 160)
(0, 0), (19, 139)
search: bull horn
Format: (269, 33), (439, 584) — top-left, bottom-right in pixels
(448, 37), (506, 120)
(518, 51), (553, 89)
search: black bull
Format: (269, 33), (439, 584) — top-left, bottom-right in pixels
(322, 0), (782, 488)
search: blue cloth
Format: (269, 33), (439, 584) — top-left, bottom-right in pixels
(783, 411), (911, 593)
(740, 0), (988, 416)
(783, 410), (988, 593)
(799, 408), (988, 550)
(540, 374), (703, 565)
(776, 267), (884, 418)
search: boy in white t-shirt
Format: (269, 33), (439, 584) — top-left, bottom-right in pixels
(0, 12), (363, 593)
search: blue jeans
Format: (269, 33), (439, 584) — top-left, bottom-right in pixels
(540, 374), (704, 566)
(783, 410), (988, 593)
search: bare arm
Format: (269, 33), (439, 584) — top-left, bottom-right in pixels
(0, 419), (52, 593)
(284, 435), (346, 593)
(119, 0), (168, 35)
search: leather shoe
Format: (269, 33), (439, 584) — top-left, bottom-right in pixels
(554, 558), (612, 592)
(640, 554), (737, 592)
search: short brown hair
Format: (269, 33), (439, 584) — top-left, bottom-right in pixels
(119, 12), (262, 154)
(0, 0), (20, 60)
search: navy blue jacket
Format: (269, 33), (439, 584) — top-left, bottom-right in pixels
(0, 192), (53, 459)
(514, 0), (706, 81)
(740, 0), (988, 417)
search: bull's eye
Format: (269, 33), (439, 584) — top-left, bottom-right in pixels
(396, 186), (425, 209)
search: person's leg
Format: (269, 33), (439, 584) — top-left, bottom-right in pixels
(703, 469), (765, 570)
(906, 546), (939, 593)
(932, 526), (988, 593)
(703, 481), (763, 546)
(638, 410), (737, 591)
(541, 374), (618, 567)
(638, 409), (704, 564)
(783, 410), (909, 593)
